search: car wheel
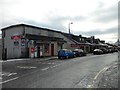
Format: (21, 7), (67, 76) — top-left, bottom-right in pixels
(60, 57), (63, 60)
(58, 57), (60, 59)
(74, 55), (76, 58)
(79, 54), (82, 57)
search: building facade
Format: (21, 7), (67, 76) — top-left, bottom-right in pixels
(1, 24), (112, 60)
(0, 39), (2, 59)
(1, 24), (67, 59)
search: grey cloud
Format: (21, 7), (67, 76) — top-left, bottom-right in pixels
(74, 27), (118, 36)
(49, 15), (86, 22)
(92, 5), (117, 23)
(45, 15), (87, 32)
(0, 15), (86, 32)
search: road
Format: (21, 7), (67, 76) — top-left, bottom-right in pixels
(1, 52), (118, 88)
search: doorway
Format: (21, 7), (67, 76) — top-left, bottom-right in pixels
(51, 44), (54, 56)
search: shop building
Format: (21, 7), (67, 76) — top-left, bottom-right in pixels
(1, 24), (66, 59)
(0, 39), (2, 59)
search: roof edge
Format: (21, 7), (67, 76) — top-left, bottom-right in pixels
(1, 24), (63, 34)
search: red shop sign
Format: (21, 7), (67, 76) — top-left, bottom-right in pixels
(71, 44), (78, 47)
(11, 35), (21, 40)
(31, 48), (35, 53)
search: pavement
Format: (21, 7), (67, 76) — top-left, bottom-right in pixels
(1, 56), (58, 63)
(1, 53), (93, 63)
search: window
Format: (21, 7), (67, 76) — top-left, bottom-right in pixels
(82, 38), (84, 41)
(79, 38), (82, 41)
(44, 44), (49, 53)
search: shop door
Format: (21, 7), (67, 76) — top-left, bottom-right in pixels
(37, 47), (40, 58)
(51, 44), (54, 56)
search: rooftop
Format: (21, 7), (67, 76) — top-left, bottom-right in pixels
(1, 24), (63, 34)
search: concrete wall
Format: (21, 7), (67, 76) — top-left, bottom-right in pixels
(25, 26), (61, 38)
(0, 39), (2, 59)
(2, 24), (76, 58)
(3, 26), (24, 59)
(0, 45), (2, 60)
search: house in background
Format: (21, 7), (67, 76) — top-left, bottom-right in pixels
(61, 33), (91, 53)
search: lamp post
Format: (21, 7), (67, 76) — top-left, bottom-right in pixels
(68, 22), (73, 39)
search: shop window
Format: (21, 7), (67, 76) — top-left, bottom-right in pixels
(44, 44), (49, 53)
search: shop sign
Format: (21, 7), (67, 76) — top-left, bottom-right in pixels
(31, 47), (35, 53)
(71, 44), (78, 47)
(14, 40), (19, 46)
(21, 38), (26, 46)
(28, 40), (34, 45)
(11, 35), (21, 40)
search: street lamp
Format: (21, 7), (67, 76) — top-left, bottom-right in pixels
(68, 22), (73, 39)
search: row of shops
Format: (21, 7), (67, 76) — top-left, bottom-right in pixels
(1, 24), (118, 59)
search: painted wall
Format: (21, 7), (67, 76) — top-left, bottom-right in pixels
(25, 26), (62, 38)
(2, 25), (73, 58)
(0, 45), (2, 60)
(0, 39), (2, 59)
(3, 26), (24, 59)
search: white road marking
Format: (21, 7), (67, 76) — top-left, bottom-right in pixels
(86, 67), (110, 88)
(7, 73), (17, 77)
(94, 67), (109, 80)
(0, 77), (19, 84)
(42, 62), (54, 64)
(52, 65), (58, 68)
(57, 64), (62, 66)
(41, 67), (49, 71)
(1, 73), (6, 76)
(87, 85), (93, 88)
(17, 66), (37, 69)
(2, 58), (30, 62)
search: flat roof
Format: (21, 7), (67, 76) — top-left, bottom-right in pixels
(1, 24), (63, 34)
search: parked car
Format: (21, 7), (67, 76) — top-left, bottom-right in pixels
(93, 49), (103, 55)
(73, 49), (86, 57)
(101, 48), (108, 54)
(58, 49), (76, 59)
(107, 49), (114, 53)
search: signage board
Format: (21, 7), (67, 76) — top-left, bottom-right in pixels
(71, 44), (78, 47)
(21, 38), (26, 46)
(11, 35), (21, 40)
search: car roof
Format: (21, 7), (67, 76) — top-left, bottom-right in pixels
(74, 49), (83, 51)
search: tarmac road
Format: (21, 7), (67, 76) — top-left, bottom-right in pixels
(1, 52), (118, 88)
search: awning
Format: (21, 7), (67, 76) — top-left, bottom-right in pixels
(25, 34), (66, 43)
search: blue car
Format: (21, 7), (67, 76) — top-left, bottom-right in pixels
(58, 49), (76, 59)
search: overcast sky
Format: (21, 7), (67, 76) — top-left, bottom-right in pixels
(0, 0), (119, 43)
